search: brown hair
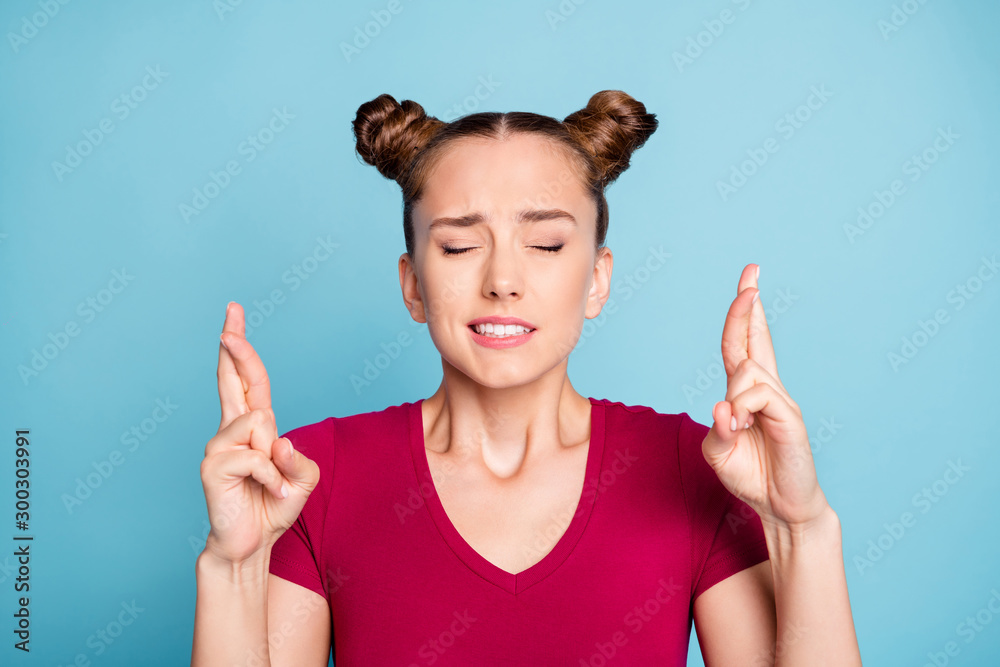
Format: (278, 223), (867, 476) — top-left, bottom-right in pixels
(351, 90), (658, 262)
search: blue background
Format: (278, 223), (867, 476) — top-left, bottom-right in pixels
(2, 0), (998, 664)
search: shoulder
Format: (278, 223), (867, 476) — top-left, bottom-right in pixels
(276, 400), (415, 498)
(277, 399), (415, 457)
(594, 398), (717, 494)
(594, 397), (706, 443)
(594, 398), (712, 481)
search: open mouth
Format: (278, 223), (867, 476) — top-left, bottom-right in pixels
(468, 324), (536, 338)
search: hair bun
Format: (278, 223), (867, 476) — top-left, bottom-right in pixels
(352, 94), (445, 183)
(562, 90), (658, 188)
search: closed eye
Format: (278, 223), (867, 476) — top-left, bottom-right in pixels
(441, 244), (564, 255)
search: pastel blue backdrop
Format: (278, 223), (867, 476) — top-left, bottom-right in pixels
(1, 0), (998, 665)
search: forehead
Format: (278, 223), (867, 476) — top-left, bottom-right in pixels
(417, 133), (590, 217)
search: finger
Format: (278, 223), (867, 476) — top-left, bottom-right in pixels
(720, 282), (758, 377)
(210, 448), (289, 500)
(742, 264), (780, 383)
(205, 407), (279, 459)
(727, 383), (800, 445)
(226, 299), (246, 337)
(735, 262), (757, 296)
(218, 345), (248, 430)
(728, 385), (819, 500)
(724, 357), (795, 411)
(219, 302), (273, 415)
(704, 400), (742, 463)
(271, 437), (322, 493)
(218, 302), (250, 430)
(705, 382), (799, 463)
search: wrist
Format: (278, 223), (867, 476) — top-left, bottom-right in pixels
(761, 503), (841, 551)
(196, 545), (272, 586)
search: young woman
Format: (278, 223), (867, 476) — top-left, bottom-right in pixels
(192, 91), (862, 666)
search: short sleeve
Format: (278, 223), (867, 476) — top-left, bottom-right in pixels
(267, 418), (334, 600)
(676, 412), (770, 600)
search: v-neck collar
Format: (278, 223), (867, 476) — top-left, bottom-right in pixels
(408, 397), (606, 595)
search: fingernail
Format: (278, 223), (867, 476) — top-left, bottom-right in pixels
(280, 483), (289, 499)
(227, 301), (235, 314)
(755, 265), (760, 281)
(730, 415), (738, 431)
(751, 290), (759, 305)
(287, 438), (294, 455)
(744, 420), (750, 429)
(219, 333), (229, 350)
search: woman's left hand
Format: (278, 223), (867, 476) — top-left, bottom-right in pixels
(701, 263), (831, 530)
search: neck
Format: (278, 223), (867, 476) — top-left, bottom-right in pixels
(420, 362), (592, 480)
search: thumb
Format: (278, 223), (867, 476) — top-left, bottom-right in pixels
(703, 401), (741, 463)
(272, 437), (320, 493)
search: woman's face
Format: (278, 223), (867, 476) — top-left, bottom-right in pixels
(399, 132), (613, 388)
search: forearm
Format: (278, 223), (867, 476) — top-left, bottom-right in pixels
(763, 506), (862, 667)
(192, 547), (273, 667)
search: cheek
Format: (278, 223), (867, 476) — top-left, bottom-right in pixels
(420, 271), (475, 323)
(544, 275), (591, 327)
(546, 262), (590, 295)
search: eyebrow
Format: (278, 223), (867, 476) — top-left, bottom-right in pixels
(428, 208), (577, 231)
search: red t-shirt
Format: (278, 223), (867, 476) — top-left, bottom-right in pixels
(268, 397), (770, 665)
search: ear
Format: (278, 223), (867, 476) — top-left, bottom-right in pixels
(399, 252), (427, 323)
(585, 246), (613, 320)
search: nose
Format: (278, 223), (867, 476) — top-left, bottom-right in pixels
(482, 240), (524, 300)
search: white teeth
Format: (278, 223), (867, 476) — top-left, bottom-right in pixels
(473, 323), (534, 336)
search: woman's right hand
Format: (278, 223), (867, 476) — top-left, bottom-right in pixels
(198, 302), (321, 566)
